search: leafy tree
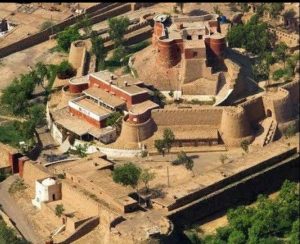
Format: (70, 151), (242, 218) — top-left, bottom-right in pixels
(40, 20), (55, 31)
(154, 139), (166, 156)
(35, 62), (49, 89)
(0, 216), (30, 244)
(56, 60), (75, 79)
(111, 44), (128, 63)
(112, 162), (142, 189)
(289, 219), (300, 244)
(140, 169), (155, 193)
(108, 16), (130, 47)
(163, 128), (175, 152)
(227, 15), (272, 55)
(267, 3), (284, 19)
(77, 14), (92, 36)
(73, 143), (88, 158)
(56, 25), (81, 52)
(274, 42), (288, 68)
(185, 156), (194, 176)
(240, 140), (250, 153)
(55, 204), (65, 217)
(28, 104), (46, 128)
(91, 33), (107, 71)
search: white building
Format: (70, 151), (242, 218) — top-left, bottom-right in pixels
(32, 177), (62, 209)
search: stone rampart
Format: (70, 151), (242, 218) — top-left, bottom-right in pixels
(152, 108), (223, 126)
(240, 96), (266, 125)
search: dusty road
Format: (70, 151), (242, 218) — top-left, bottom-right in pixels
(0, 175), (42, 243)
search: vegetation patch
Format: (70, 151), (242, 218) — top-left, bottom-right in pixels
(8, 179), (27, 194)
(185, 180), (300, 244)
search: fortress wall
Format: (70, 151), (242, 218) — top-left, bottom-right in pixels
(168, 153), (299, 227)
(167, 146), (297, 211)
(118, 117), (156, 144)
(22, 161), (53, 188)
(240, 96), (266, 125)
(61, 181), (120, 228)
(182, 58), (205, 84)
(0, 3), (112, 58)
(152, 108), (223, 126)
(173, 14), (218, 23)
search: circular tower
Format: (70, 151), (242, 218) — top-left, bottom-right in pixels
(220, 106), (254, 146)
(68, 40), (86, 70)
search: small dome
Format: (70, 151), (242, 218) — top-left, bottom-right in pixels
(42, 178), (56, 186)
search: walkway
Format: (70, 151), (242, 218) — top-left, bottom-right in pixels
(0, 175), (42, 243)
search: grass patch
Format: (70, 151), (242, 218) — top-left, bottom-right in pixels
(8, 179), (27, 194)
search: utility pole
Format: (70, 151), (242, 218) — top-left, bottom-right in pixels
(167, 166), (170, 187)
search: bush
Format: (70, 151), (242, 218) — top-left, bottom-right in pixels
(55, 204), (65, 217)
(56, 61), (75, 79)
(40, 20), (55, 31)
(272, 68), (286, 81)
(8, 179), (27, 194)
(283, 124), (297, 138)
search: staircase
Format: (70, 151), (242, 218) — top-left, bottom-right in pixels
(252, 118), (277, 147)
(263, 119), (277, 146)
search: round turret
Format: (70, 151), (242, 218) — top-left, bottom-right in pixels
(220, 106), (254, 146)
(68, 40), (86, 70)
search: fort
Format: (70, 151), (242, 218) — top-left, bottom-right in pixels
(0, 3), (299, 244)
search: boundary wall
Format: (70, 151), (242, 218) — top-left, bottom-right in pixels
(0, 3), (131, 58)
(168, 152), (299, 227)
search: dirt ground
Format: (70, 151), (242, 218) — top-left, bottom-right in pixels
(0, 39), (68, 92)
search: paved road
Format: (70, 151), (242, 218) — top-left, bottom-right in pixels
(0, 175), (41, 243)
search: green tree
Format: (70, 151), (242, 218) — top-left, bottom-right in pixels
(289, 219), (300, 244)
(140, 169), (156, 193)
(28, 104), (46, 128)
(112, 162), (142, 189)
(34, 62), (50, 90)
(77, 14), (92, 36)
(73, 143), (88, 158)
(111, 44), (128, 63)
(56, 26), (81, 52)
(0, 216), (30, 244)
(154, 139), (166, 156)
(274, 42), (288, 68)
(267, 3), (284, 19)
(185, 156), (194, 176)
(55, 204), (65, 217)
(91, 33), (107, 71)
(108, 16), (130, 47)
(163, 128), (175, 152)
(56, 60), (75, 79)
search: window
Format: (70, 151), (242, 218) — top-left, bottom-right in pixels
(193, 52), (197, 58)
(187, 35), (192, 40)
(198, 35), (202, 40)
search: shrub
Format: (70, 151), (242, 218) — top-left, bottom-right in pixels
(112, 162), (141, 189)
(40, 20), (55, 31)
(8, 179), (27, 194)
(240, 140), (250, 153)
(272, 69), (286, 81)
(55, 204), (65, 217)
(56, 61), (75, 79)
(56, 26), (81, 52)
(283, 124), (297, 138)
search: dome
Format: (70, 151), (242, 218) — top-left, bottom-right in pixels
(42, 178), (56, 186)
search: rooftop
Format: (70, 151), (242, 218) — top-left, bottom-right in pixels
(69, 75), (89, 85)
(129, 100), (159, 115)
(84, 87), (126, 109)
(73, 97), (112, 117)
(90, 71), (148, 96)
